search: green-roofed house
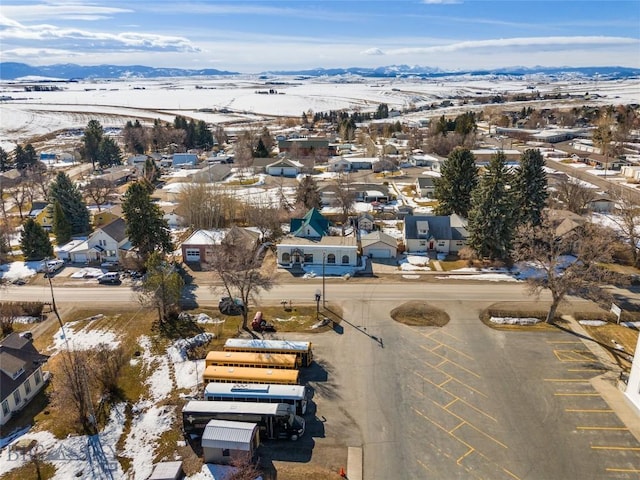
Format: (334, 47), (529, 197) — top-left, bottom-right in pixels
(277, 208), (359, 271)
(290, 208), (330, 239)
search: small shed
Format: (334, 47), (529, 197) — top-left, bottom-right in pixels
(148, 461), (184, 480)
(202, 419), (259, 465)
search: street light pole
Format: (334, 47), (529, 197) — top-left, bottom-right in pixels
(322, 251), (326, 307)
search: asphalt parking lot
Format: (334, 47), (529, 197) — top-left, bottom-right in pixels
(306, 298), (640, 479)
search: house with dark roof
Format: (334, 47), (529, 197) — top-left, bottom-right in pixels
(172, 153), (198, 169)
(403, 214), (468, 254)
(1, 333), (49, 426)
(290, 208), (329, 239)
(68, 217), (130, 264)
(415, 177), (436, 198)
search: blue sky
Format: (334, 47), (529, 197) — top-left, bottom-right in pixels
(1, 0), (639, 72)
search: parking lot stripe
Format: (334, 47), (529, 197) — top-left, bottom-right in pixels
(547, 340), (583, 344)
(554, 350), (597, 362)
(449, 421), (465, 434)
(605, 468), (640, 473)
(591, 446), (640, 451)
(566, 409), (614, 413)
(544, 378), (591, 382)
(457, 447), (474, 465)
(416, 459), (433, 473)
(577, 426), (629, 431)
(554, 393), (600, 396)
(434, 355), (482, 379)
(431, 341), (475, 361)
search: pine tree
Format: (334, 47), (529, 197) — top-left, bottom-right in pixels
(295, 175), (321, 210)
(433, 148), (478, 217)
(122, 182), (173, 261)
(83, 119), (104, 170)
(254, 138), (270, 158)
(97, 137), (122, 167)
(0, 146), (10, 171)
(52, 201), (72, 245)
(20, 218), (53, 260)
(467, 151), (515, 261)
(514, 149), (548, 226)
(49, 172), (90, 235)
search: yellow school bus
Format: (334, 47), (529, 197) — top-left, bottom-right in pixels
(223, 339), (313, 367)
(203, 365), (300, 385)
(205, 351), (298, 370)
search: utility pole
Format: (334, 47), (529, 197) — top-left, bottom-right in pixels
(322, 251), (326, 307)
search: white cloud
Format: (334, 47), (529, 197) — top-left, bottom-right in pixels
(0, 18), (200, 53)
(1, 3), (132, 21)
(362, 47), (385, 56)
(2, 47), (84, 58)
(383, 36), (639, 55)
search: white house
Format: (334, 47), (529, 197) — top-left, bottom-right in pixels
(361, 231), (398, 259)
(625, 333), (640, 413)
(415, 177), (436, 198)
(403, 214), (468, 254)
(277, 236), (359, 268)
(328, 156), (379, 172)
(69, 217), (130, 264)
(409, 154), (442, 170)
(1, 333), (49, 426)
(266, 158), (303, 177)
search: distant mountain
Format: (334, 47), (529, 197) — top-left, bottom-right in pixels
(1, 62), (638, 81)
(0, 62), (238, 80)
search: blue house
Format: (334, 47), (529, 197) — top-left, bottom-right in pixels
(172, 153), (198, 168)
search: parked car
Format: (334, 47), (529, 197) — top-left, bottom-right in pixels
(100, 261), (121, 272)
(42, 259), (65, 277)
(218, 297), (246, 315)
(98, 272), (121, 285)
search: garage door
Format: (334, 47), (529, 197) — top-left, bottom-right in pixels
(368, 248), (391, 258)
(73, 253), (87, 263)
(185, 248), (200, 262)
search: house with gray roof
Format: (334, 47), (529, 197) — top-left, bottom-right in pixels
(415, 177), (436, 198)
(172, 153), (198, 169)
(403, 214), (468, 254)
(1, 333), (49, 426)
(361, 231), (398, 259)
(68, 217), (130, 264)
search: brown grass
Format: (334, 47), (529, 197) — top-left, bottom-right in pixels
(390, 301), (450, 327)
(0, 461), (56, 480)
(581, 322), (638, 371)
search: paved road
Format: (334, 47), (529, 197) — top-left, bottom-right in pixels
(2, 280), (559, 306)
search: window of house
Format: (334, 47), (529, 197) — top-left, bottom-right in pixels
(34, 370), (42, 385)
(342, 255), (349, 264)
(438, 241), (445, 246)
(13, 390), (21, 405)
(327, 254), (336, 264)
(23, 379), (31, 395)
(1, 400), (9, 416)
(304, 253), (313, 263)
(282, 252), (290, 263)
(222, 449), (230, 457)
(419, 241), (426, 246)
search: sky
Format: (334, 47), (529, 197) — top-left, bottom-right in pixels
(0, 0), (639, 73)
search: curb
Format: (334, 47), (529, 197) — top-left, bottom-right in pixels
(347, 446), (363, 480)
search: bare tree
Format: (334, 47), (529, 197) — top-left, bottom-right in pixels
(91, 344), (126, 398)
(551, 176), (597, 214)
(513, 213), (618, 324)
(9, 182), (30, 219)
(0, 303), (20, 336)
(210, 241), (275, 330)
(247, 202), (283, 242)
(84, 178), (116, 212)
(333, 170), (356, 233)
(224, 454), (262, 480)
(610, 188), (640, 266)
(176, 182), (239, 229)
(27, 167), (52, 203)
(53, 350), (95, 433)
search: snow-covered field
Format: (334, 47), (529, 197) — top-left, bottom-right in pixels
(1, 75), (638, 147)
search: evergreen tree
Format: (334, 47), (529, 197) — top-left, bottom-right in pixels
(295, 175), (321, 210)
(254, 138), (270, 158)
(122, 181), (173, 261)
(24, 144), (38, 169)
(467, 151), (515, 261)
(194, 120), (213, 149)
(0, 146), (11, 171)
(49, 172), (90, 235)
(514, 149), (548, 226)
(52, 201), (72, 245)
(143, 157), (160, 184)
(97, 137), (122, 167)
(83, 119), (104, 169)
(13, 145), (27, 170)
(433, 148), (478, 217)
(20, 218), (53, 260)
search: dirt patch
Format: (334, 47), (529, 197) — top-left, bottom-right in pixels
(390, 301), (450, 327)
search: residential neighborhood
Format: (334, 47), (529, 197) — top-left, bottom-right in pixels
(1, 71), (640, 480)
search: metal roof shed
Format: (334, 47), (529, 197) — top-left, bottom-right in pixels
(202, 420), (259, 465)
